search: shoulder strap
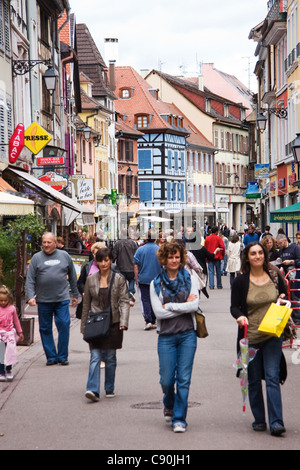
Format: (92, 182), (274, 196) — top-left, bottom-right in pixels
(108, 271), (116, 301)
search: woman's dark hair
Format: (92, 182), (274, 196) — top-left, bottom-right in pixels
(95, 247), (113, 262)
(157, 240), (187, 268)
(241, 241), (269, 274)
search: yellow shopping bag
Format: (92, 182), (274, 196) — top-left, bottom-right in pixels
(258, 300), (292, 338)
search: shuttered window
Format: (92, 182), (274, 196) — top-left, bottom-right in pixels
(0, 0), (4, 52)
(138, 149), (152, 170)
(139, 182), (152, 201)
(3, 0), (10, 56)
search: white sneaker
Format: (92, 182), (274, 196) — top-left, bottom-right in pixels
(85, 391), (99, 402)
(0, 374), (6, 382)
(173, 423), (186, 433)
(105, 392), (115, 398)
(6, 372), (13, 382)
(144, 323), (153, 330)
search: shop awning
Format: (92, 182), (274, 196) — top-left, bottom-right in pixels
(270, 202), (300, 223)
(0, 191), (34, 216)
(4, 167), (94, 217)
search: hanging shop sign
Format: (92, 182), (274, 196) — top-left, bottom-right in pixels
(254, 164), (270, 180)
(9, 123), (25, 163)
(36, 156), (65, 166)
(246, 181), (261, 199)
(74, 178), (94, 202)
(39, 171), (68, 192)
(24, 122), (52, 155)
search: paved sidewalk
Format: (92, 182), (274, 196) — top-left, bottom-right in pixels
(0, 276), (299, 450)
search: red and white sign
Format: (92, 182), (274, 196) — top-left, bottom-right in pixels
(9, 124), (25, 163)
(36, 156), (65, 166)
(39, 171), (68, 192)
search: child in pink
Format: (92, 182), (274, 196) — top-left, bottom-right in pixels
(0, 285), (24, 381)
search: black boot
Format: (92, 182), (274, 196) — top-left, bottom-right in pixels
(201, 287), (209, 299)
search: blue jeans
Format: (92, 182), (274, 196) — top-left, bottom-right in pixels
(86, 349), (116, 396)
(248, 337), (284, 433)
(37, 300), (70, 362)
(207, 260), (222, 289)
(221, 255), (227, 275)
(158, 330), (197, 428)
(139, 284), (156, 324)
(120, 272), (136, 297)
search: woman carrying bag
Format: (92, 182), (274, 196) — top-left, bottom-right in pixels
(230, 241), (287, 436)
(150, 240), (199, 433)
(81, 247), (130, 402)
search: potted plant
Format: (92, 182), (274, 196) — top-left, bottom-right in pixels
(0, 214), (45, 345)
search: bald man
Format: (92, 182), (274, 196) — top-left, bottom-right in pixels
(26, 233), (78, 365)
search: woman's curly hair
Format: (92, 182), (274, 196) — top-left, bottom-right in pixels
(156, 240), (187, 268)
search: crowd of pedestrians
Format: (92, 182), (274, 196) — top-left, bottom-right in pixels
(1, 220), (300, 437)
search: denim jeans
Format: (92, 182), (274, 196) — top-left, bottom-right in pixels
(207, 261), (222, 289)
(37, 300), (70, 362)
(221, 255), (227, 275)
(158, 329), (197, 428)
(248, 336), (284, 433)
(86, 349), (116, 396)
(139, 284), (156, 324)
(120, 272), (136, 297)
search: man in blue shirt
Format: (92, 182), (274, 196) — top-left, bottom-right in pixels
(243, 224), (259, 246)
(133, 229), (161, 330)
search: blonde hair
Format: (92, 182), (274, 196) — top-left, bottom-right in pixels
(0, 285), (14, 305)
(91, 241), (106, 255)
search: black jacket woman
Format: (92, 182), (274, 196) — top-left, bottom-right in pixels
(230, 242), (287, 436)
(81, 247), (129, 402)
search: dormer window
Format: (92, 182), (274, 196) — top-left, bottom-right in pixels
(224, 104), (229, 118)
(135, 113), (151, 129)
(148, 88), (159, 100)
(205, 99), (211, 113)
(120, 87), (134, 99)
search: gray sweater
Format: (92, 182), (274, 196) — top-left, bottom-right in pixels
(26, 249), (79, 303)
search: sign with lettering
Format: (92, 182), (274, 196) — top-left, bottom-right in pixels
(39, 171), (68, 192)
(9, 124), (25, 163)
(76, 179), (94, 201)
(24, 122), (52, 155)
(36, 156), (65, 166)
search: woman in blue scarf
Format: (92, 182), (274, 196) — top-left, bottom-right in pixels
(150, 240), (199, 433)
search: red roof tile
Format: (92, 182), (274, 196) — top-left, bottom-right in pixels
(115, 66), (188, 135)
(166, 103), (215, 150)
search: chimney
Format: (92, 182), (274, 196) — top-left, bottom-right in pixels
(104, 39), (118, 93)
(109, 60), (116, 92)
(104, 38), (119, 63)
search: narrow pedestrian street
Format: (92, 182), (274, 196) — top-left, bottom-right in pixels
(0, 276), (299, 451)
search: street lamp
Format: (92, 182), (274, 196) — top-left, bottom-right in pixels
(83, 126), (92, 140)
(256, 107), (288, 133)
(256, 113), (267, 133)
(292, 133), (300, 187)
(43, 66), (58, 95)
(292, 133), (300, 163)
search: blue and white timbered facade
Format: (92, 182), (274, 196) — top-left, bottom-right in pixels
(138, 131), (187, 211)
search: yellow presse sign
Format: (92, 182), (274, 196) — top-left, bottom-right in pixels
(24, 122), (52, 155)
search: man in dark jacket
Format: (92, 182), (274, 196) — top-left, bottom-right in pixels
(112, 229), (138, 305)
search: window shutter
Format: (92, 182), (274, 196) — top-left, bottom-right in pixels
(0, 1), (4, 52)
(4, 0), (10, 56)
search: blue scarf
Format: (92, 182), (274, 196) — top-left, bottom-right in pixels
(153, 267), (191, 302)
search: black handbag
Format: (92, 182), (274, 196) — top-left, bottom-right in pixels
(83, 272), (115, 343)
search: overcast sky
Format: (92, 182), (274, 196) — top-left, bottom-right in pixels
(70, 0), (268, 92)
